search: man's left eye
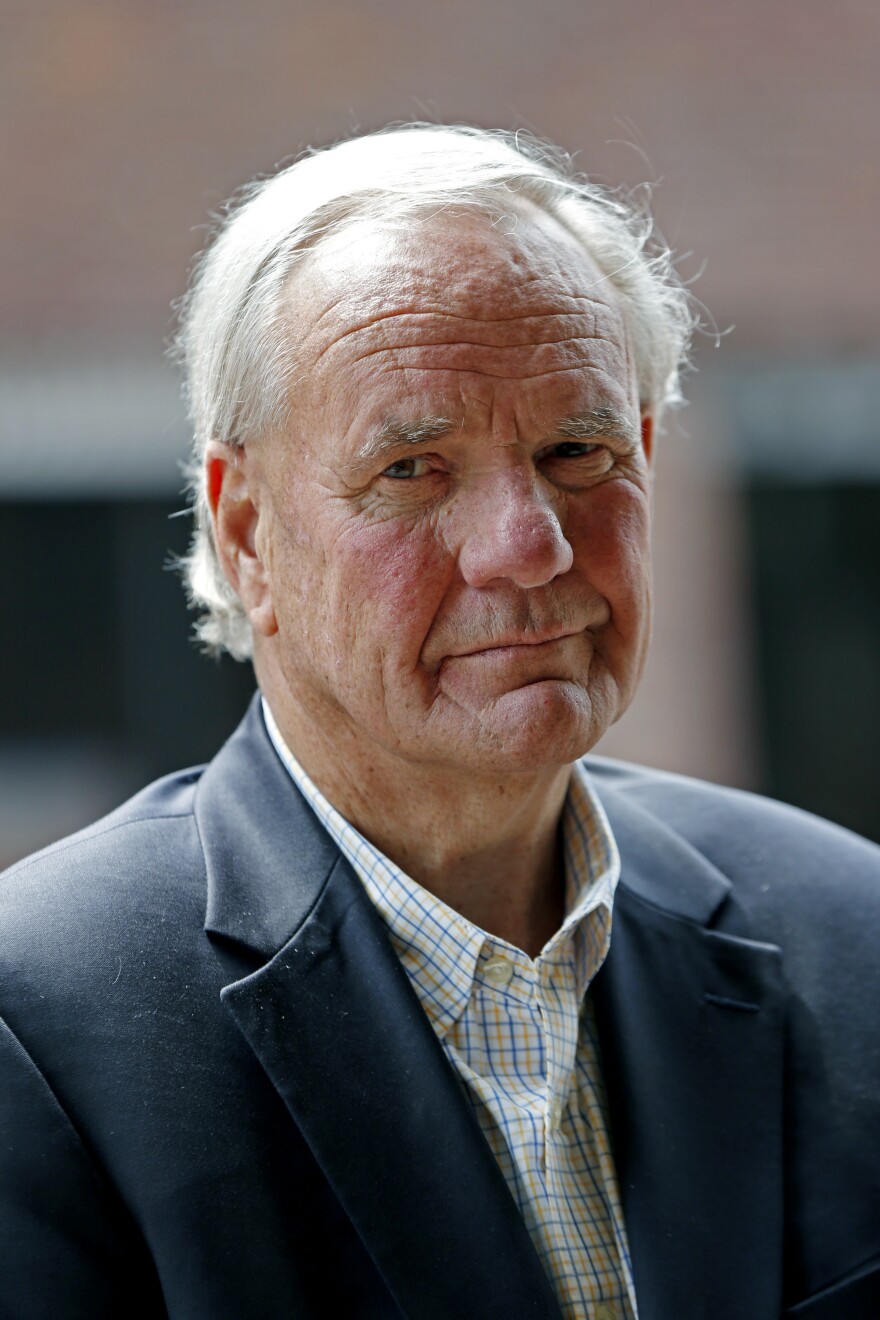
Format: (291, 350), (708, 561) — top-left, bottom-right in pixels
(552, 441), (601, 459)
(381, 456), (432, 479)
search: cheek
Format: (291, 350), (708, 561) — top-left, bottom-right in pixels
(571, 483), (652, 610)
(334, 517), (454, 654)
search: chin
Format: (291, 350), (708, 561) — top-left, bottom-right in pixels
(450, 679), (620, 774)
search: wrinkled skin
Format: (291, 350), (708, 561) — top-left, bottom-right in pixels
(222, 211), (652, 763)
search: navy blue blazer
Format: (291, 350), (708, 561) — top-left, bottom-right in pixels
(1, 696), (878, 1318)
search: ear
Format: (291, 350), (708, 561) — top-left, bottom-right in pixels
(204, 440), (278, 638)
(640, 411), (655, 468)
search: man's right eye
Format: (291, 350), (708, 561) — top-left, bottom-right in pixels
(381, 456), (432, 480)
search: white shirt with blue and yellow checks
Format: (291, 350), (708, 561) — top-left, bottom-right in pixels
(263, 699), (638, 1320)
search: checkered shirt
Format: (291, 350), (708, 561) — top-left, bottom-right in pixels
(263, 699), (638, 1320)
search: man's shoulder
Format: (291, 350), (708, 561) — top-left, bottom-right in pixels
(584, 753), (880, 918)
(0, 766), (210, 967)
(3, 763), (206, 876)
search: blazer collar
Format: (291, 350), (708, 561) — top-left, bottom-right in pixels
(197, 695), (340, 957)
(591, 767), (732, 926)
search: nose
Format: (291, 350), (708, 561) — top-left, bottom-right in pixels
(457, 474), (574, 589)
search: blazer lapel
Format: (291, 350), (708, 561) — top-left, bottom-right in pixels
(196, 699), (562, 1320)
(592, 782), (786, 1320)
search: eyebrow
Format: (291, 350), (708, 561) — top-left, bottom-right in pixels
(556, 408), (639, 445)
(355, 416), (455, 465)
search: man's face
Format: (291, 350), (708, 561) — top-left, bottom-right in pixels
(249, 208), (653, 776)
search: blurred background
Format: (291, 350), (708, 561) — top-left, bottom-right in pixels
(2, 0), (878, 866)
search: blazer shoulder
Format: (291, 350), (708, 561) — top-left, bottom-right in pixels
(0, 766), (210, 984)
(585, 754), (880, 911)
(3, 763), (206, 875)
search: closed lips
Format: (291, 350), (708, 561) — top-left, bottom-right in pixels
(452, 628), (586, 658)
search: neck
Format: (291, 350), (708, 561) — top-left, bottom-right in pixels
(262, 690), (572, 959)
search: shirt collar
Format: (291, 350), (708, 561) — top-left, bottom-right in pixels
(261, 696), (621, 1032)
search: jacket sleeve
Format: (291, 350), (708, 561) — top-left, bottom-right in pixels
(0, 1014), (165, 1319)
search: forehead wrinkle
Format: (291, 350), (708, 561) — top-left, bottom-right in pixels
(304, 299), (621, 367)
(332, 299), (612, 328)
(350, 332), (617, 368)
(353, 362), (618, 384)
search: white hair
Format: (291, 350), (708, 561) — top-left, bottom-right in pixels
(173, 123), (697, 659)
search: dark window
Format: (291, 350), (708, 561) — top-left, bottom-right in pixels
(0, 499), (255, 862)
(745, 482), (880, 842)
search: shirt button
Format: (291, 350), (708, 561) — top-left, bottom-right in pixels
(483, 956), (514, 987)
(595, 1304), (620, 1320)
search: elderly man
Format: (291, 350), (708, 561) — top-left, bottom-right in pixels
(1, 126), (878, 1320)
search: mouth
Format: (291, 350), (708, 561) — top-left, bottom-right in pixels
(432, 625), (599, 699)
(451, 626), (584, 660)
